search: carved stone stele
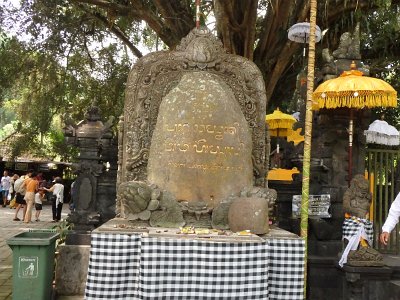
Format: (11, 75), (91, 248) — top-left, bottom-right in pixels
(147, 71), (253, 208)
(118, 27), (270, 223)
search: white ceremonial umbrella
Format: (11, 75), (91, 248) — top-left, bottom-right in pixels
(364, 119), (400, 146)
(288, 22), (322, 44)
(288, 22), (322, 66)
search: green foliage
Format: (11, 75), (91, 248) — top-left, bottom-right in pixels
(359, 6), (400, 128)
(0, 5), (130, 160)
(371, 61), (400, 128)
(0, 0), (399, 160)
(47, 129), (79, 161)
(0, 123), (15, 140)
(52, 219), (74, 247)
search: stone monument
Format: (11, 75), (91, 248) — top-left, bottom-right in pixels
(116, 27), (276, 233)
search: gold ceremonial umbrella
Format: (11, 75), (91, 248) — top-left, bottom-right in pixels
(265, 108), (297, 153)
(269, 128), (290, 137)
(313, 62), (398, 183)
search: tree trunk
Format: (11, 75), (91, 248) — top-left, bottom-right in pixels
(214, 0), (258, 59)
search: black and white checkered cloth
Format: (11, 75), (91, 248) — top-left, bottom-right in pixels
(342, 217), (374, 243)
(85, 233), (304, 300)
(85, 234), (141, 299)
(138, 238), (268, 299)
(268, 239), (305, 299)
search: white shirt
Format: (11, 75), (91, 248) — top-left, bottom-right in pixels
(382, 192), (400, 233)
(35, 193), (43, 205)
(52, 183), (64, 204)
(1, 176), (11, 190)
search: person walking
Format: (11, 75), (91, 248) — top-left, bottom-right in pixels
(44, 177), (64, 222)
(23, 172), (39, 223)
(9, 174), (19, 203)
(1, 170), (11, 207)
(13, 172), (30, 221)
(380, 193), (400, 245)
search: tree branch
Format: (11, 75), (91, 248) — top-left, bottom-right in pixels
(92, 11), (143, 58)
(128, 0), (181, 47)
(71, 0), (132, 16)
(242, 0), (258, 59)
(153, 0), (194, 37)
(255, 0), (296, 64)
(323, 0), (400, 26)
(76, 3), (143, 58)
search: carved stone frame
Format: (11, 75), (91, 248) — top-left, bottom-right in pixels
(117, 28), (269, 214)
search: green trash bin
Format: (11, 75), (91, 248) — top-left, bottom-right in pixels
(7, 231), (60, 300)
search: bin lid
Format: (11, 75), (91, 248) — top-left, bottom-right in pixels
(7, 231), (60, 246)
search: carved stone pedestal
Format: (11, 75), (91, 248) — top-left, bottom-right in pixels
(339, 264), (392, 300)
(55, 233), (91, 297)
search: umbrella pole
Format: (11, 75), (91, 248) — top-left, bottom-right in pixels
(302, 32), (306, 68)
(277, 128), (280, 154)
(301, 0), (318, 297)
(348, 110), (354, 185)
(277, 128), (280, 168)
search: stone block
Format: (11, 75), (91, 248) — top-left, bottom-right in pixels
(228, 197), (269, 234)
(55, 245), (90, 296)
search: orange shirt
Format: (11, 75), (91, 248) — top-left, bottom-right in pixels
(26, 179), (39, 193)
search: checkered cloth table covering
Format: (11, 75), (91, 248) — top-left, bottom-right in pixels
(268, 239), (305, 299)
(138, 238), (268, 299)
(342, 217), (374, 243)
(85, 233), (304, 300)
(85, 234), (141, 299)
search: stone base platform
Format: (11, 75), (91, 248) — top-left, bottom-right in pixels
(95, 217), (298, 241)
(82, 218), (305, 300)
(55, 219), (305, 299)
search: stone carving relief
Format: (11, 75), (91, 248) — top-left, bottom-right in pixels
(213, 186), (277, 234)
(343, 174), (372, 219)
(320, 22), (369, 82)
(342, 174), (383, 267)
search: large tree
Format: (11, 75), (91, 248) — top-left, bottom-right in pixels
(3, 1), (399, 103)
(0, 0), (399, 157)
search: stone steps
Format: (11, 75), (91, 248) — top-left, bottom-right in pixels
(388, 280), (400, 300)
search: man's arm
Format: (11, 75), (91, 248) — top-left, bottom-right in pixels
(380, 193), (400, 245)
(380, 232), (390, 245)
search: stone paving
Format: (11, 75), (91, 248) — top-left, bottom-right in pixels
(0, 203), (70, 300)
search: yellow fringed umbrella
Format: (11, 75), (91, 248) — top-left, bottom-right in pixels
(313, 61), (398, 182)
(266, 108), (297, 131)
(268, 128), (290, 137)
(313, 68), (397, 109)
(265, 108), (297, 153)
